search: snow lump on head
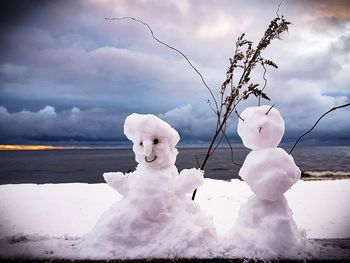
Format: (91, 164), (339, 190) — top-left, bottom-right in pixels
(124, 113), (180, 169)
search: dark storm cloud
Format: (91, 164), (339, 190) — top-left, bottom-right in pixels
(0, 0), (349, 145)
(0, 0), (44, 25)
(0, 105), (127, 145)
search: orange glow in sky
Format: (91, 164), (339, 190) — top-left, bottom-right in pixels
(0, 145), (69, 151)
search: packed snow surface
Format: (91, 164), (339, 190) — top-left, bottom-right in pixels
(0, 180), (350, 259)
(237, 105), (285, 150)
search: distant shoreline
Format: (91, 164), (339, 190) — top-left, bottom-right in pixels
(301, 171), (350, 181)
(1, 145), (350, 151)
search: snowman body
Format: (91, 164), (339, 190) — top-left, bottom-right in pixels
(228, 105), (305, 258)
(80, 114), (216, 258)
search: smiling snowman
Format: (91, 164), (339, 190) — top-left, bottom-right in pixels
(80, 113), (217, 259)
(225, 105), (307, 258)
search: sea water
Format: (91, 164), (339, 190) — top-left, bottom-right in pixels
(0, 146), (349, 184)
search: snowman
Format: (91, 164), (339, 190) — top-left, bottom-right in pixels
(80, 113), (217, 259)
(225, 105), (306, 258)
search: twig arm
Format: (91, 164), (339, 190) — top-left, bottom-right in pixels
(289, 102), (350, 154)
(105, 16), (219, 112)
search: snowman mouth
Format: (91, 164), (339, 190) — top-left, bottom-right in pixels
(145, 156), (157, 163)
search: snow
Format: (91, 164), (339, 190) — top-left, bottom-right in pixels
(1, 180), (349, 239)
(81, 168), (216, 259)
(0, 110), (349, 260)
(0, 180), (349, 259)
(230, 105), (305, 257)
(237, 105), (285, 150)
(0, 183), (118, 238)
(225, 195), (306, 259)
(79, 113), (217, 258)
(239, 147), (301, 201)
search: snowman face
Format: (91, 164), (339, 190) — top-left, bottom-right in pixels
(124, 113), (180, 169)
(133, 135), (178, 169)
(237, 105), (285, 150)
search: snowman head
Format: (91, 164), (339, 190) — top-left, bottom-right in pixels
(124, 113), (180, 169)
(237, 105), (285, 150)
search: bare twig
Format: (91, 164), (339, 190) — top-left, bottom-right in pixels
(276, 0), (284, 18)
(105, 16), (219, 112)
(235, 109), (245, 121)
(195, 155), (200, 168)
(207, 100), (217, 115)
(259, 55), (268, 106)
(266, 104), (275, 115)
(289, 102), (350, 154)
(191, 188), (198, 200)
(210, 122), (228, 155)
(221, 128), (243, 166)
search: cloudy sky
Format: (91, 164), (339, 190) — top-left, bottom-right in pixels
(0, 0), (349, 147)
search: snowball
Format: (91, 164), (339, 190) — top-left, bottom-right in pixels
(239, 147), (301, 201)
(237, 105), (285, 150)
(124, 113), (180, 169)
(226, 195), (306, 259)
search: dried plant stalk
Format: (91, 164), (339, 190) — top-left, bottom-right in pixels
(192, 16), (291, 200)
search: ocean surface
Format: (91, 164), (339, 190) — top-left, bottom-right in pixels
(0, 146), (349, 184)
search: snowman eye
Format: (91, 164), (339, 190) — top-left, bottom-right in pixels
(140, 141), (143, 146)
(153, 138), (159, 144)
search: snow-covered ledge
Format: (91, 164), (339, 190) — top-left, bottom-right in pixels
(0, 179), (349, 259)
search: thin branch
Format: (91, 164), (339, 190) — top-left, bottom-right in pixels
(235, 109), (244, 121)
(221, 127), (243, 167)
(209, 119), (242, 166)
(192, 91), (252, 201)
(207, 100), (217, 115)
(228, 91), (254, 119)
(259, 55), (268, 106)
(276, 0), (284, 18)
(289, 102), (350, 154)
(105, 16), (219, 112)
(191, 188), (198, 200)
(266, 104), (275, 115)
(210, 122), (228, 155)
(195, 155), (200, 168)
